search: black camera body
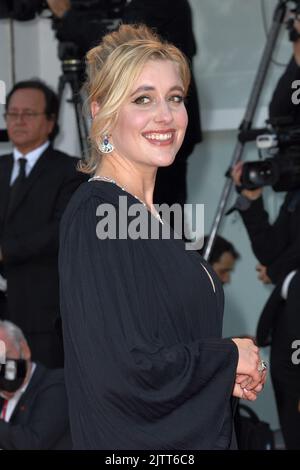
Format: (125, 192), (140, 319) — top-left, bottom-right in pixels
(0, 0), (47, 21)
(0, 0), (127, 74)
(241, 122), (300, 192)
(0, 0), (125, 20)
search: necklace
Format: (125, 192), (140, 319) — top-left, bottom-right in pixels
(88, 175), (163, 224)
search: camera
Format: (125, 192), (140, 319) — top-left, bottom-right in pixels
(0, 0), (126, 21)
(0, 0), (127, 71)
(0, 0), (47, 21)
(241, 119), (300, 192)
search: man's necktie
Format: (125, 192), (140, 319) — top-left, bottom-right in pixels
(8, 157), (27, 214)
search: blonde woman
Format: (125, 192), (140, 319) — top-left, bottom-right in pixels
(59, 24), (266, 450)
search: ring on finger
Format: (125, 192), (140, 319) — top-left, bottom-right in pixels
(257, 359), (267, 373)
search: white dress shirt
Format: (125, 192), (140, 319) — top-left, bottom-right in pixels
(0, 275), (7, 293)
(10, 141), (50, 185)
(281, 270), (298, 300)
(0, 362), (36, 422)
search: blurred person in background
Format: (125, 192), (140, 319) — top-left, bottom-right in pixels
(0, 80), (85, 368)
(0, 320), (71, 449)
(198, 235), (240, 286)
(231, 30), (300, 441)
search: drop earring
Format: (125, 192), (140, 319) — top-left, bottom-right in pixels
(99, 135), (114, 154)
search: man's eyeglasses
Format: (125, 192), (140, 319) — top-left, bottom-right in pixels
(4, 112), (47, 121)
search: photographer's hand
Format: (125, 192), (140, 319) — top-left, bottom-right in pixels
(256, 264), (272, 284)
(47, 0), (71, 18)
(231, 162), (263, 200)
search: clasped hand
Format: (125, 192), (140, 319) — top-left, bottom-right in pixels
(231, 337), (267, 401)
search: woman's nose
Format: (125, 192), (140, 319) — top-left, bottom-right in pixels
(154, 101), (173, 123)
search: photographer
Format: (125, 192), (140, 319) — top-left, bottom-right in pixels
(231, 29), (300, 444)
(47, 0), (126, 60)
(231, 164), (300, 449)
(269, 15), (300, 123)
(0, 1), (125, 61)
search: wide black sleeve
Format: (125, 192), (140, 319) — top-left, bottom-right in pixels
(2, 165), (85, 264)
(0, 379), (69, 450)
(59, 194), (238, 448)
(239, 195), (299, 282)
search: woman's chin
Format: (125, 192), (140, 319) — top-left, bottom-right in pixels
(155, 154), (177, 168)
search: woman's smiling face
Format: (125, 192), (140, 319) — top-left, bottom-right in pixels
(110, 59), (188, 170)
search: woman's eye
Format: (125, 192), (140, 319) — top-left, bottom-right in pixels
(169, 95), (184, 103)
(133, 96), (151, 105)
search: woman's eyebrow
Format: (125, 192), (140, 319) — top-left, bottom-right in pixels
(130, 85), (155, 96)
(130, 85), (184, 96)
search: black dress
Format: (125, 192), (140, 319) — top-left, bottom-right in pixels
(59, 181), (238, 450)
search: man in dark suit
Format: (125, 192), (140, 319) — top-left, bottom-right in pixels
(0, 320), (71, 449)
(0, 79), (85, 368)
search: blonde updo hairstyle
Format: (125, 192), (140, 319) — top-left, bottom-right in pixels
(79, 24), (191, 175)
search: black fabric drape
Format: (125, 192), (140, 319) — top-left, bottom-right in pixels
(59, 181), (238, 449)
